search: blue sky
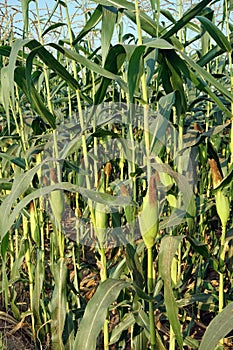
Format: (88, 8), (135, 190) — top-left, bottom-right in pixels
(4, 0), (87, 38)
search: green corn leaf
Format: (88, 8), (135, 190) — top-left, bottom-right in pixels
(26, 39), (79, 91)
(10, 237), (29, 282)
(197, 16), (232, 52)
(162, 0), (213, 39)
(184, 337), (199, 349)
(126, 244), (144, 289)
(159, 235), (184, 349)
(73, 279), (129, 350)
(179, 50), (233, 104)
(101, 6), (117, 64)
(94, 44), (126, 104)
(165, 55), (187, 114)
(133, 304), (150, 337)
(186, 236), (210, 259)
(0, 38), (30, 130)
(32, 251), (44, 331)
(166, 49), (232, 117)
(160, 9), (176, 24)
(92, 0), (134, 10)
(91, 0), (169, 43)
(14, 66), (56, 129)
(20, 0), (33, 34)
(50, 259), (67, 350)
(199, 301), (233, 350)
(0, 163), (42, 239)
(42, 22), (67, 37)
(50, 43), (128, 94)
(145, 48), (157, 85)
(109, 313), (135, 344)
(73, 5), (103, 45)
(0, 232), (9, 261)
(0, 45), (11, 57)
(128, 46), (146, 102)
(0, 153), (26, 169)
(145, 39), (174, 49)
(0, 179), (133, 240)
(158, 91), (175, 120)
(177, 293), (216, 308)
(125, 10), (161, 38)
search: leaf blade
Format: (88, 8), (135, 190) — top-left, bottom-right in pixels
(73, 279), (129, 350)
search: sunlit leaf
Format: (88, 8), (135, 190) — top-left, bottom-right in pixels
(73, 279), (129, 350)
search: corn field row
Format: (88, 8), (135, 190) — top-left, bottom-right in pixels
(0, 0), (233, 349)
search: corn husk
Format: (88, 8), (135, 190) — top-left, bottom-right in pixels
(49, 168), (64, 224)
(209, 159), (230, 227)
(95, 170), (108, 245)
(29, 201), (40, 245)
(120, 184), (135, 226)
(139, 175), (159, 249)
(215, 190), (230, 227)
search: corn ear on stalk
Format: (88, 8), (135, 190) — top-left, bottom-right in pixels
(120, 184), (135, 226)
(139, 175), (158, 249)
(95, 203), (108, 245)
(155, 156), (176, 208)
(95, 170), (108, 245)
(30, 201), (40, 245)
(49, 168), (64, 224)
(215, 190), (230, 228)
(209, 159), (230, 227)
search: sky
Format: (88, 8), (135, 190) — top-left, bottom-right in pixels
(3, 0), (89, 39)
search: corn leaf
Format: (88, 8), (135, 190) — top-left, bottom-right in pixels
(73, 279), (129, 350)
(127, 46), (146, 102)
(73, 5), (103, 44)
(0, 163), (42, 239)
(94, 44), (126, 104)
(109, 313), (135, 344)
(50, 43), (128, 93)
(0, 153), (26, 169)
(101, 6), (117, 64)
(14, 66), (56, 128)
(20, 0), (33, 33)
(199, 301), (233, 350)
(0, 180), (134, 240)
(50, 259), (67, 350)
(92, 0), (134, 10)
(179, 50), (233, 103)
(25, 39), (79, 91)
(197, 16), (232, 52)
(0, 39), (30, 130)
(42, 22), (67, 37)
(162, 0), (213, 39)
(32, 251), (44, 331)
(159, 235), (184, 349)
